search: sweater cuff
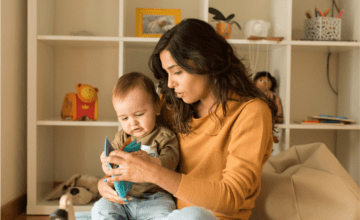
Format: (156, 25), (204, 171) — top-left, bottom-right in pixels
(174, 174), (185, 197)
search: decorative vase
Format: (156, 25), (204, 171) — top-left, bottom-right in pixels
(216, 22), (232, 39)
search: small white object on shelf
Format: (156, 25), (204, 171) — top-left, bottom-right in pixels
(244, 20), (271, 39)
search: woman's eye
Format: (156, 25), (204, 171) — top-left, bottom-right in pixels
(174, 70), (182, 75)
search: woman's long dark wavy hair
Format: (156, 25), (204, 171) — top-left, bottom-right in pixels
(149, 18), (277, 134)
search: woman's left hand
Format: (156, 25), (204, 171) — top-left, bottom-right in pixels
(103, 150), (157, 184)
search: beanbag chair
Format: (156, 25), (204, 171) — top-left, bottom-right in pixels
(250, 142), (360, 220)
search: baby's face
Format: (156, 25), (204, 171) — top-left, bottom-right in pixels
(113, 87), (160, 138)
(255, 76), (272, 93)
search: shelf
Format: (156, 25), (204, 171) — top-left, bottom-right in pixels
(27, 199), (94, 215)
(123, 37), (160, 49)
(291, 40), (360, 52)
(38, 35), (120, 48)
(37, 118), (119, 127)
(288, 124), (360, 130)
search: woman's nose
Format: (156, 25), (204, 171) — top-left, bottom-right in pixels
(168, 75), (175, 88)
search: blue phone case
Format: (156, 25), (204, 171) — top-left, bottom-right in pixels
(104, 137), (141, 198)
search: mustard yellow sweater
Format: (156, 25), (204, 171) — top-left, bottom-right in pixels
(168, 98), (273, 220)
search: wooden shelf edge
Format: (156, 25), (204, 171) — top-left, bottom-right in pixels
(37, 119), (119, 127)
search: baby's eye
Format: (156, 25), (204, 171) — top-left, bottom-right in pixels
(259, 79), (263, 83)
(267, 79), (270, 83)
(121, 117), (128, 121)
(136, 113), (144, 117)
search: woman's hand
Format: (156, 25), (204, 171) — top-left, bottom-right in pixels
(97, 175), (132, 204)
(103, 150), (158, 184)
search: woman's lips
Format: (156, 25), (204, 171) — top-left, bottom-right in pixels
(176, 92), (184, 98)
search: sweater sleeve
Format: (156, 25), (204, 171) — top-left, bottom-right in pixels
(174, 101), (273, 216)
(157, 129), (180, 171)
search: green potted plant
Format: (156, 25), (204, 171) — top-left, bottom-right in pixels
(209, 7), (241, 39)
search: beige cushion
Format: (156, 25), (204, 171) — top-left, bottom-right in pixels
(250, 142), (360, 220)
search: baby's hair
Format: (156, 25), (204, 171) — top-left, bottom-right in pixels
(254, 71), (278, 92)
(113, 72), (160, 104)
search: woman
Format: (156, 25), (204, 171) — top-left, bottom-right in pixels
(97, 18), (277, 220)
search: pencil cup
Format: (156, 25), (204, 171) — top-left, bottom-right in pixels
(304, 17), (341, 41)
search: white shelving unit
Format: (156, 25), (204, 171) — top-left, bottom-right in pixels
(27, 0), (360, 215)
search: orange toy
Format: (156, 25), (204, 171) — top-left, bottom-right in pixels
(61, 83), (99, 121)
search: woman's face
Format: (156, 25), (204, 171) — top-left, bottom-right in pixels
(159, 50), (211, 104)
(255, 76), (272, 93)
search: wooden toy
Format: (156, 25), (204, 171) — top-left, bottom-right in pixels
(49, 195), (75, 220)
(61, 83), (99, 121)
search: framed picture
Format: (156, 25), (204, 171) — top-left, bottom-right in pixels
(136, 8), (181, 37)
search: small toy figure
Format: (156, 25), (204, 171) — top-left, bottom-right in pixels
(49, 195), (75, 220)
(61, 83), (99, 121)
(254, 71), (283, 123)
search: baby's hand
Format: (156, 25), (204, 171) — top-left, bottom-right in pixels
(264, 90), (274, 100)
(100, 151), (111, 173)
(131, 151), (161, 165)
(131, 151), (153, 163)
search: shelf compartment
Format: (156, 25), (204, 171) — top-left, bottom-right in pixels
(27, 126), (117, 215)
(289, 129), (337, 155)
(37, 41), (119, 122)
(208, 0), (291, 40)
(290, 49), (339, 124)
(37, 0), (119, 36)
(123, 0), (203, 37)
(123, 42), (159, 82)
(292, 0), (360, 42)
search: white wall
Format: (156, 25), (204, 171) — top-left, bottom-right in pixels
(1, 0), (27, 205)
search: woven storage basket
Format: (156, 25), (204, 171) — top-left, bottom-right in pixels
(304, 17), (341, 40)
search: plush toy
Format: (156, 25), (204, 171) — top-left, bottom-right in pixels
(61, 83), (99, 121)
(45, 174), (100, 205)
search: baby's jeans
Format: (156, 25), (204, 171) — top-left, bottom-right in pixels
(91, 191), (219, 220)
(91, 191), (175, 220)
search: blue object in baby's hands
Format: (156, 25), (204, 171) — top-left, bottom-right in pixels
(104, 137), (141, 198)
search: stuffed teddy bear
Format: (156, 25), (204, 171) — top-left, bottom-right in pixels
(45, 174), (100, 205)
(61, 83), (99, 121)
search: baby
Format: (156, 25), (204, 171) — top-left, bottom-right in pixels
(92, 72), (179, 220)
